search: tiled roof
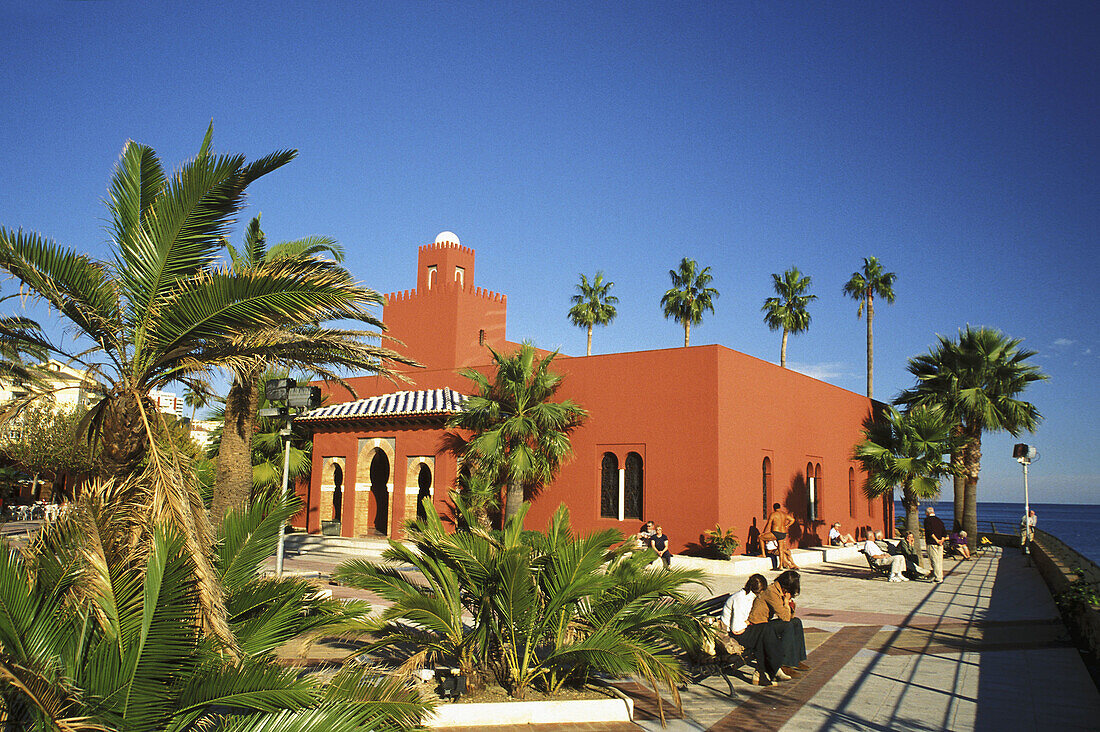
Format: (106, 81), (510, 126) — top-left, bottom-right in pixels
(297, 388), (469, 422)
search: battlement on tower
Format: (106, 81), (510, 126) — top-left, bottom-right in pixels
(418, 240), (474, 257)
(384, 283), (506, 305)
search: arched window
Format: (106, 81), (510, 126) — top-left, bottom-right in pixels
(848, 467), (856, 518)
(762, 457), (772, 519)
(814, 463), (823, 520)
(624, 452), (644, 521)
(806, 462), (818, 521)
(600, 452), (619, 519)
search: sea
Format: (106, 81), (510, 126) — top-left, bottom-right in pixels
(895, 500), (1100, 567)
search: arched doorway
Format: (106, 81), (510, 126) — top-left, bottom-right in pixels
(332, 462), (343, 523)
(369, 449), (390, 535)
(416, 463), (432, 521)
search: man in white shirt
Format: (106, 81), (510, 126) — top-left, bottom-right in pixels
(829, 522), (856, 546)
(862, 531), (907, 582)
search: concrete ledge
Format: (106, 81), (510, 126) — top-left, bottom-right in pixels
(672, 546), (859, 576)
(424, 697), (633, 727)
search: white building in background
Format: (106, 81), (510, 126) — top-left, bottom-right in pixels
(0, 360), (104, 409)
(188, 419), (220, 451)
(149, 389), (184, 417)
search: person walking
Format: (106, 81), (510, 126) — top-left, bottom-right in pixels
(924, 507), (947, 583)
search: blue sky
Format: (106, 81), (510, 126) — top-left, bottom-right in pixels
(2, 2), (1097, 503)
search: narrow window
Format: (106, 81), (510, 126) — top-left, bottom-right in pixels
(479, 329), (486, 346)
(762, 457), (772, 519)
(624, 452), (644, 521)
(454, 266), (465, 287)
(814, 463), (823, 521)
(806, 462), (816, 521)
(600, 452), (619, 518)
(427, 265), (437, 289)
(848, 467), (856, 518)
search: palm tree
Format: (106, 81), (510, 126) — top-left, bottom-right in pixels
(0, 485), (429, 731)
(896, 326), (1047, 549)
(661, 257), (719, 347)
(447, 342), (587, 526)
(183, 380), (212, 422)
(567, 271), (618, 356)
(335, 499), (705, 715)
(211, 214), (414, 521)
(842, 256), (897, 398)
(854, 404), (955, 544)
(761, 267), (816, 368)
(0, 126), (407, 633)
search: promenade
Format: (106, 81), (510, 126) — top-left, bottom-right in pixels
(269, 540), (1100, 732)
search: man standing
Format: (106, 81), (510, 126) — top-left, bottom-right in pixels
(1020, 510), (1037, 554)
(924, 507), (947, 583)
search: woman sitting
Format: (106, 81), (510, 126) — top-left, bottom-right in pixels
(747, 569), (809, 683)
(721, 574), (773, 684)
(949, 530), (972, 560)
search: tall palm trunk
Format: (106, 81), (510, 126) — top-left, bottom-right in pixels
(950, 424), (965, 531)
(866, 293), (874, 398)
(503, 479), (525, 526)
(586, 326), (593, 356)
(213, 370), (260, 519)
(683, 321), (690, 347)
(901, 485), (923, 566)
(962, 427), (982, 552)
(780, 329), (789, 368)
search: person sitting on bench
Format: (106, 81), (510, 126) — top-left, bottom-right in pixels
(862, 531), (907, 582)
(892, 531), (932, 580)
(720, 573), (772, 680)
(746, 570), (809, 684)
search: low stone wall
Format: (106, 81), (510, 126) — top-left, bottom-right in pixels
(1029, 529), (1100, 665)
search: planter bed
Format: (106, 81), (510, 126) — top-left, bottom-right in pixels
(424, 697), (634, 727)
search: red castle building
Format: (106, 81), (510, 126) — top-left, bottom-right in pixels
(296, 233), (889, 552)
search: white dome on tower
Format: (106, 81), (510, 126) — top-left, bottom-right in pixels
(435, 231), (460, 245)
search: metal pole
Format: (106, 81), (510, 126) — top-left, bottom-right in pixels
(274, 423), (293, 576)
(1022, 459), (1031, 561)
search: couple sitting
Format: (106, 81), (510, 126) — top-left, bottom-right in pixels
(863, 531), (932, 582)
(721, 571), (809, 686)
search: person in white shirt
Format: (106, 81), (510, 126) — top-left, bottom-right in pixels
(829, 522), (856, 546)
(862, 531), (907, 582)
(720, 574), (781, 685)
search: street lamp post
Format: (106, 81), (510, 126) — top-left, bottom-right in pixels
(260, 378), (321, 577)
(1013, 443), (1038, 558)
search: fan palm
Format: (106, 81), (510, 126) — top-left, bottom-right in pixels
(568, 271), (619, 356)
(447, 342), (587, 526)
(762, 267), (817, 368)
(895, 327), (1047, 548)
(660, 258), (719, 347)
(842, 256), (897, 398)
(854, 404), (955, 544)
